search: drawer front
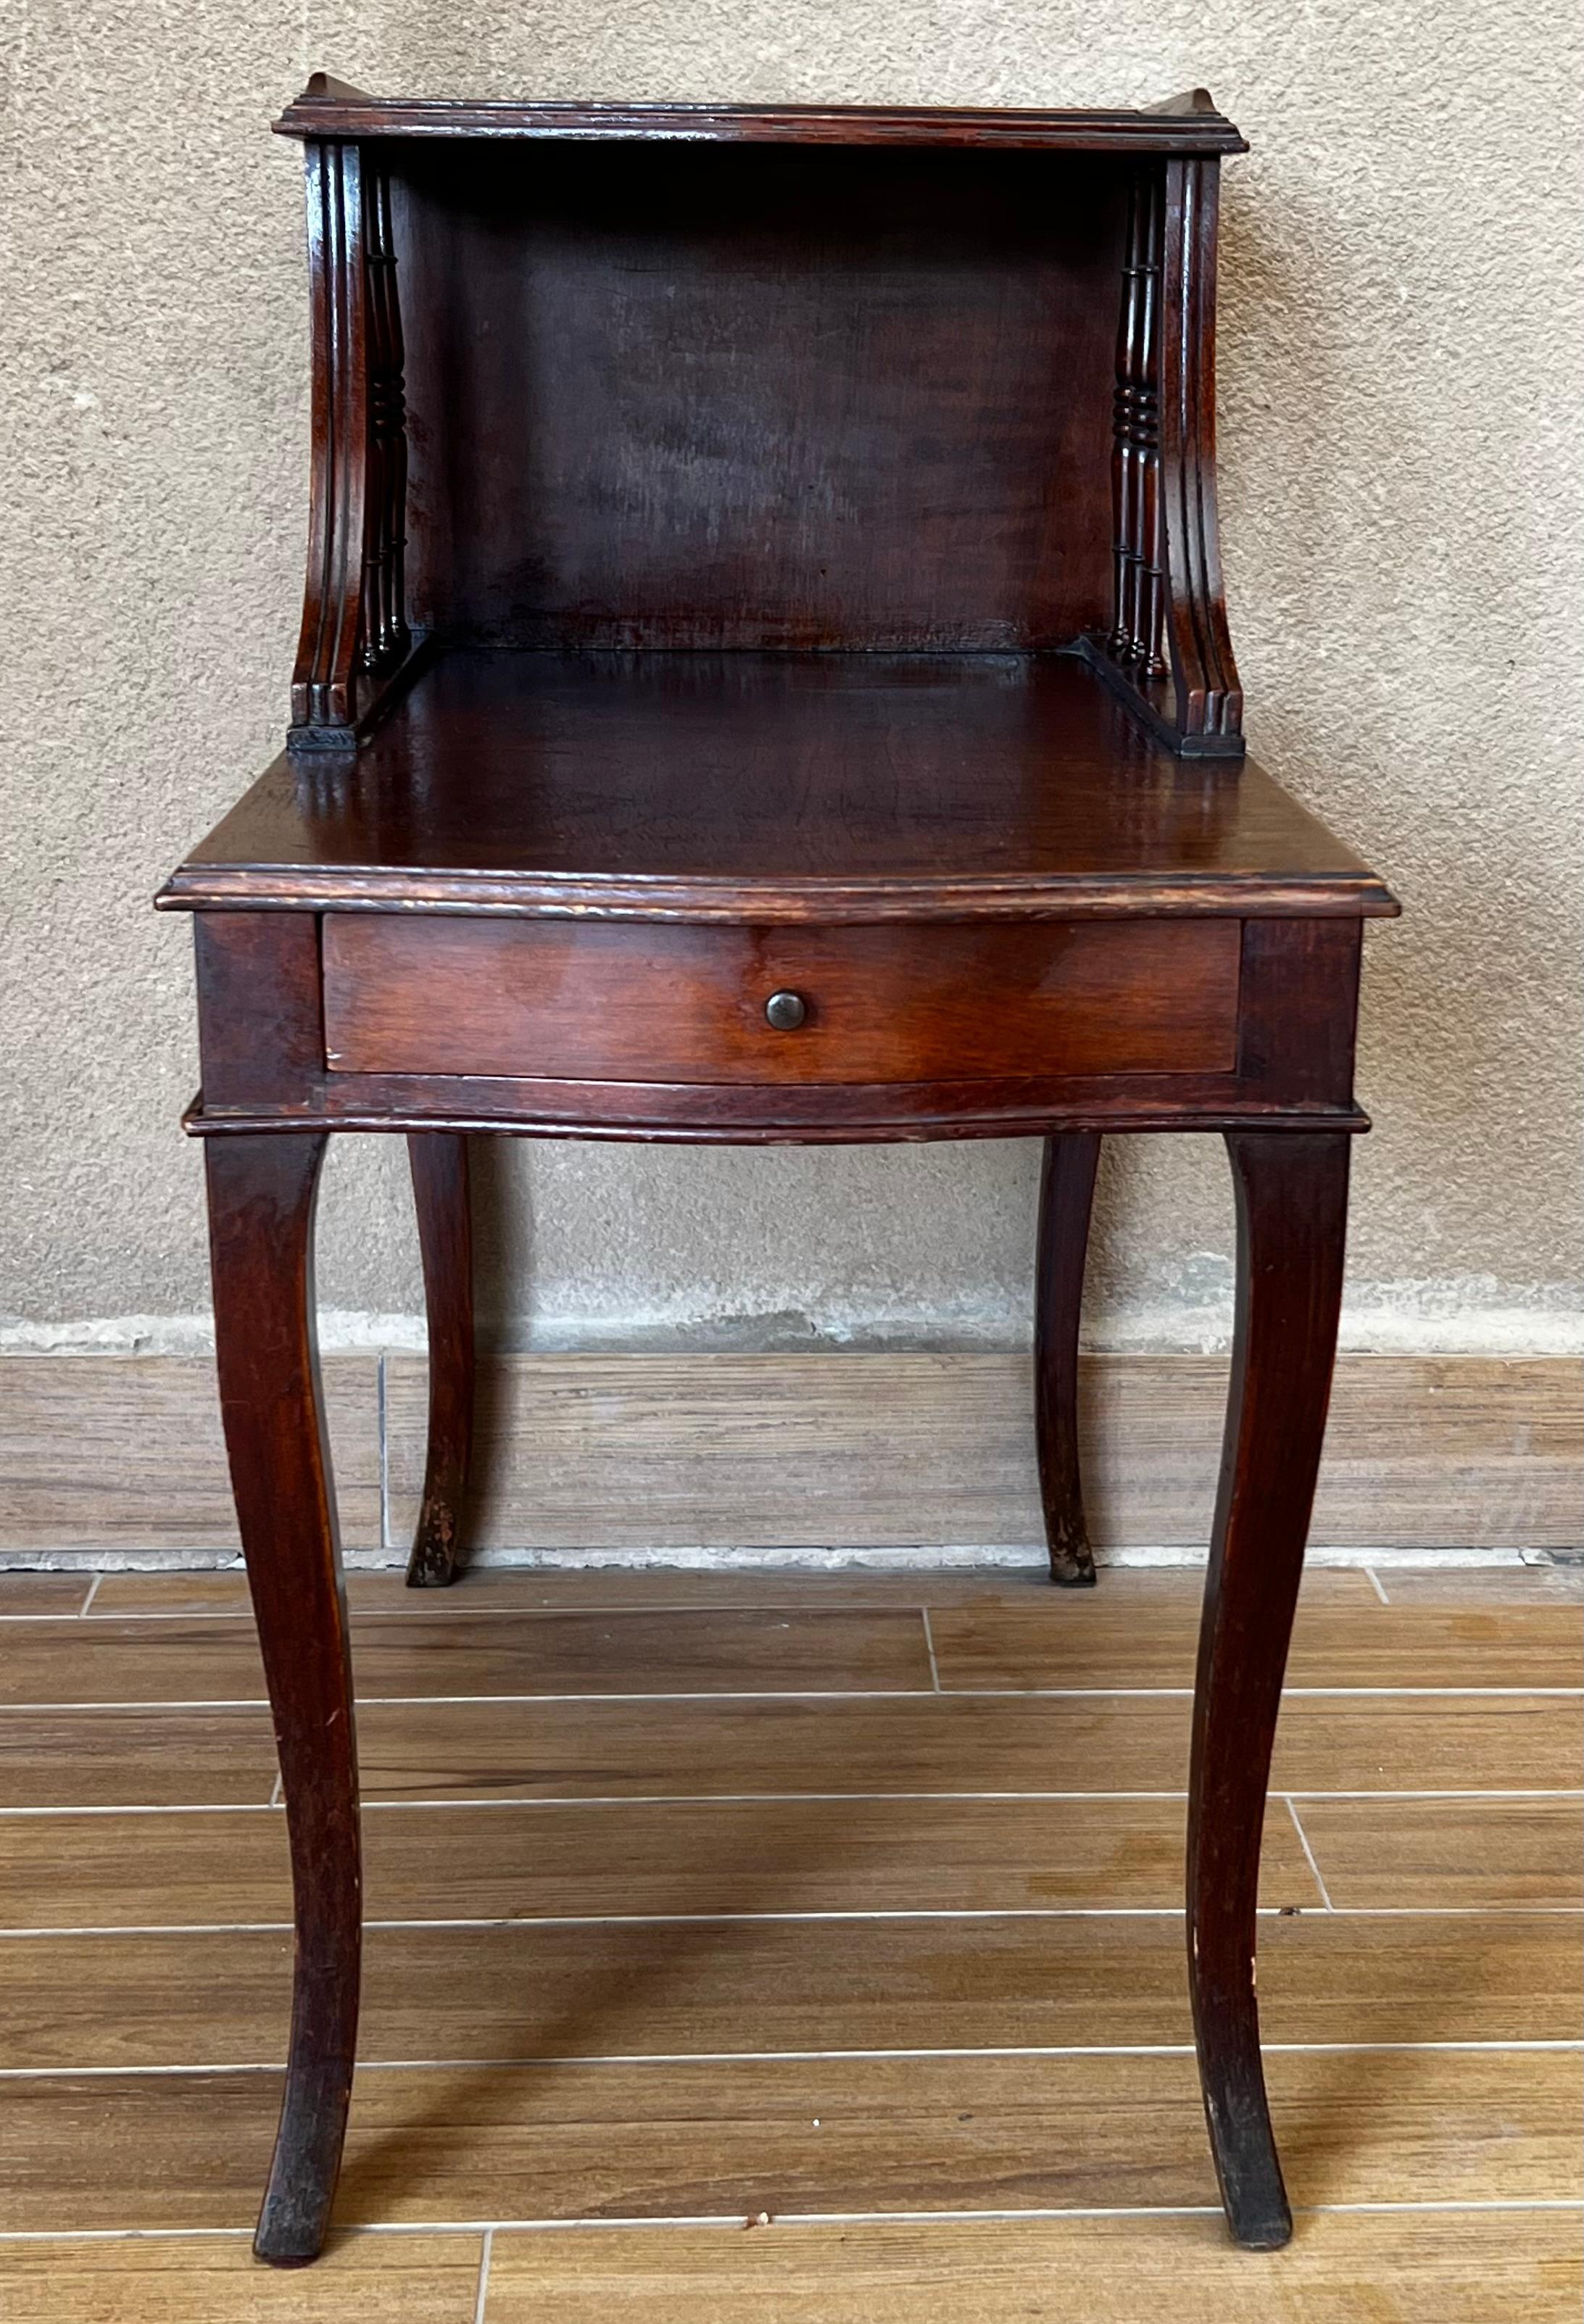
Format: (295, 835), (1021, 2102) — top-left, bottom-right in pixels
(322, 916), (1241, 1085)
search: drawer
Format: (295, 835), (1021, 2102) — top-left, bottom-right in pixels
(321, 916), (1241, 1085)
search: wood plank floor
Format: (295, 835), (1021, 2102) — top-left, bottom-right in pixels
(0, 1564), (1578, 2320)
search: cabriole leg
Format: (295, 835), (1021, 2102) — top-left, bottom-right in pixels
(404, 1134), (471, 1589)
(405, 1132), (476, 1588)
(1187, 1131), (1350, 2249)
(1034, 1133), (1101, 1586)
(205, 1131), (360, 2266)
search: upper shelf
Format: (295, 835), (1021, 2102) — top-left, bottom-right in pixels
(273, 76), (1248, 153)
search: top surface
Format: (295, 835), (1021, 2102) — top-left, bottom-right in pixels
(273, 80), (1247, 152)
(162, 650), (1394, 922)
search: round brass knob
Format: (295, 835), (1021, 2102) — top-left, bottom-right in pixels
(764, 989), (808, 1031)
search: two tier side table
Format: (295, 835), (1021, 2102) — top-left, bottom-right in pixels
(157, 78), (1398, 2265)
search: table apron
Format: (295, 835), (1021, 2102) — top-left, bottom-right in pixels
(190, 910), (1364, 1136)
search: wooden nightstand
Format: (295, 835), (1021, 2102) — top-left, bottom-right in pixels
(157, 77), (1397, 2265)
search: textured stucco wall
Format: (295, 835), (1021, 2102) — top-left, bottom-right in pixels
(3, 3), (1580, 1355)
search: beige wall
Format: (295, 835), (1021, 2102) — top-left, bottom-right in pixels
(3, 4), (1579, 1356)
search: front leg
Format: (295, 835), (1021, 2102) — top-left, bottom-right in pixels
(1034, 1134), (1101, 1585)
(206, 1132), (360, 2265)
(405, 1132), (476, 1588)
(1187, 1131), (1350, 2249)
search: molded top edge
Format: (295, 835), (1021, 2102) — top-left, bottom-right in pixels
(273, 78), (1248, 152)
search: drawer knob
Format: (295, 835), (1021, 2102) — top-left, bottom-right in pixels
(764, 989), (808, 1031)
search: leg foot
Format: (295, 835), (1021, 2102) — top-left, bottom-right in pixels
(1034, 1134), (1100, 1587)
(405, 1133), (475, 1588)
(206, 1133), (360, 2265)
(1187, 1131), (1349, 2250)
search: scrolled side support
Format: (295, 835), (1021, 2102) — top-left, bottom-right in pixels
(289, 140), (415, 751)
(1158, 155), (1243, 747)
(290, 140), (369, 738)
(1086, 148), (1244, 757)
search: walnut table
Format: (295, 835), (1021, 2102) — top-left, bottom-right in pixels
(157, 78), (1398, 2265)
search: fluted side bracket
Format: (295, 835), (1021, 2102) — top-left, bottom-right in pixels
(1082, 155), (1244, 758)
(289, 142), (420, 752)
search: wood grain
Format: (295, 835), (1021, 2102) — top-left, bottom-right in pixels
(0, 2049), (1574, 2230)
(1383, 1566), (1584, 1606)
(479, 2211), (1584, 2324)
(338, 1692), (1584, 1803)
(389, 151), (1127, 658)
(3, 1912), (1575, 2072)
(7, 1790), (1572, 1930)
(1298, 1794), (1584, 1909)
(19, 1587), (1575, 1701)
(16, 2186), (1540, 2312)
(0, 1355), (381, 1551)
(274, 91), (1250, 152)
(323, 916), (1241, 1085)
(0, 1608), (934, 1706)
(81, 1567), (1039, 1616)
(0, 1796), (1313, 1930)
(399, 145), (1121, 663)
(11, 1353), (1567, 1559)
(84, 1569), (1374, 1617)
(7, 1693), (1575, 1810)
(0, 1710), (276, 1809)
(192, 914), (325, 1109)
(481, 2212), (1579, 2324)
(169, 654), (1393, 919)
(0, 2233), (482, 2323)
(381, 1353), (1583, 1553)
(0, 1573), (92, 1614)
(928, 1599), (1584, 1690)
(1, 1574), (1575, 2290)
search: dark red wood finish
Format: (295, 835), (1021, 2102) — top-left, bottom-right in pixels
(204, 1132), (360, 2263)
(1188, 1131), (1351, 2244)
(1034, 1134), (1102, 1585)
(290, 141), (429, 748)
(390, 146), (1121, 657)
(165, 652), (1393, 920)
(182, 910), (1369, 1148)
(405, 1133), (475, 1587)
(322, 916), (1241, 1086)
(263, 79), (1252, 756)
(1080, 154), (1242, 751)
(274, 75), (1249, 153)
(162, 83), (1398, 2264)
